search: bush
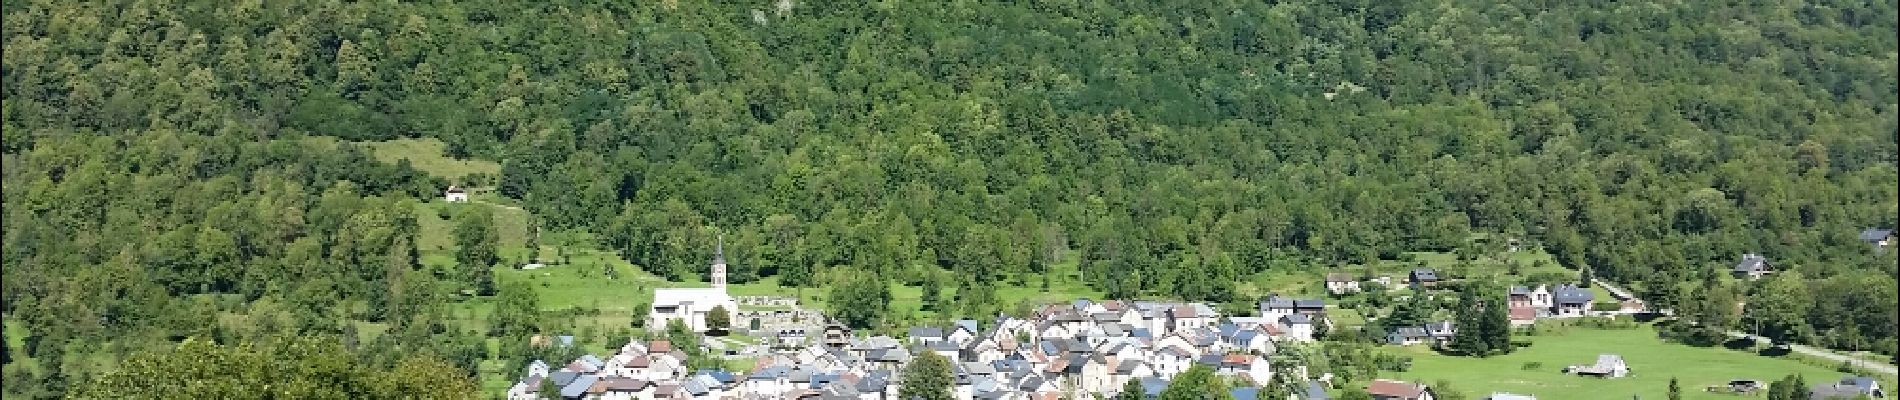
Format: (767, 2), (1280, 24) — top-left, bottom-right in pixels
(1521, 361), (1543, 371)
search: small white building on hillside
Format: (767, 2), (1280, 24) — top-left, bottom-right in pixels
(445, 186), (470, 203)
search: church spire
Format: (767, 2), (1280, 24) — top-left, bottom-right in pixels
(710, 233), (727, 289)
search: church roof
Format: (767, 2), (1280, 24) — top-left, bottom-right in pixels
(652, 288), (734, 307)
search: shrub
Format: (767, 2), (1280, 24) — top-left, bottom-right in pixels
(1521, 361), (1543, 371)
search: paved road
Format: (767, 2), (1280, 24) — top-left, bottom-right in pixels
(1593, 277), (1895, 376)
(1724, 331), (1897, 376)
(1590, 277), (1637, 301)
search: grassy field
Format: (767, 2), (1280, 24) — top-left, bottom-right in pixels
(356, 138), (500, 183)
(1375, 324), (1897, 400)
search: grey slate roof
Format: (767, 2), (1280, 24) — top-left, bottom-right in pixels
(549, 371), (581, 387)
(1140, 377), (1170, 396)
(1282, 314), (1313, 325)
(1117, 360), (1147, 374)
(1733, 254), (1770, 273)
(857, 375), (889, 393)
(962, 362), (997, 375)
(560, 374), (600, 398)
(928, 341), (960, 352)
(1389, 326), (1430, 339)
(909, 327), (945, 339)
(1260, 295), (1296, 310)
(956, 319), (981, 333)
(1411, 268), (1440, 282)
(1304, 380), (1331, 400)
(1552, 284), (1594, 304)
(1016, 376), (1045, 391)
(1196, 354), (1223, 366)
(749, 366), (791, 381)
(788, 367), (819, 382)
(1860, 228), (1893, 241)
(681, 379), (710, 396)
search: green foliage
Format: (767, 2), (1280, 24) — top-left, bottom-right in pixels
(1450, 280), (1511, 356)
(830, 274), (893, 329)
(707, 305), (731, 333)
(1767, 374), (1808, 400)
(919, 271), (942, 313)
(899, 352), (955, 400)
(489, 281), (542, 338)
(1667, 377), (1682, 400)
(1431, 380), (1467, 400)
(3, 0), (1898, 396)
(1118, 378), (1146, 400)
(1387, 287), (1436, 328)
(1160, 365), (1231, 400)
(454, 207), (501, 295)
(70, 338), (476, 399)
(1745, 271), (1812, 345)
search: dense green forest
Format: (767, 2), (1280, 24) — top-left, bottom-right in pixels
(3, 0), (1896, 397)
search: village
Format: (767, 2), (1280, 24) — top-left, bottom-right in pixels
(501, 239), (1894, 400)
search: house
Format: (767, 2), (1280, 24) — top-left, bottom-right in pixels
(525, 359), (551, 379)
(1280, 314), (1317, 342)
(506, 375), (544, 400)
(1410, 269), (1442, 287)
(1217, 354), (1272, 386)
(1366, 379), (1434, 400)
(1325, 273), (1361, 295)
(1859, 228), (1893, 250)
(947, 323), (978, 346)
(1229, 330), (1276, 354)
(822, 323), (853, 348)
(648, 243), (738, 332)
(445, 185), (469, 202)
(1485, 393), (1536, 400)
(1551, 284), (1594, 317)
(1732, 253), (1774, 280)
(1809, 376), (1886, 399)
(1424, 321), (1455, 346)
(1294, 299), (1327, 315)
(909, 327), (946, 345)
(1259, 294), (1324, 320)
(596, 378), (652, 400)
(1260, 295), (1298, 319)
(1564, 354), (1630, 378)
(1386, 327), (1430, 346)
(1507, 285), (1552, 309)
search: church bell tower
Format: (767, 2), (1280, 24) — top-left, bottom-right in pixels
(711, 234), (727, 289)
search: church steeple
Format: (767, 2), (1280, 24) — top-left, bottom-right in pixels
(710, 234), (727, 289)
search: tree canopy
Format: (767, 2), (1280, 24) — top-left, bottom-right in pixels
(1, 0), (1896, 396)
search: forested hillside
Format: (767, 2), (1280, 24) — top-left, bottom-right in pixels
(3, 0), (1896, 396)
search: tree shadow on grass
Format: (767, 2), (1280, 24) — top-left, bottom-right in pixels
(1757, 346), (1792, 357)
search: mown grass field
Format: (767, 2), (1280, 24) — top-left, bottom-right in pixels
(356, 137), (500, 183)
(1374, 324), (1896, 400)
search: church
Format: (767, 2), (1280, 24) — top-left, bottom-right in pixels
(647, 237), (739, 333)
